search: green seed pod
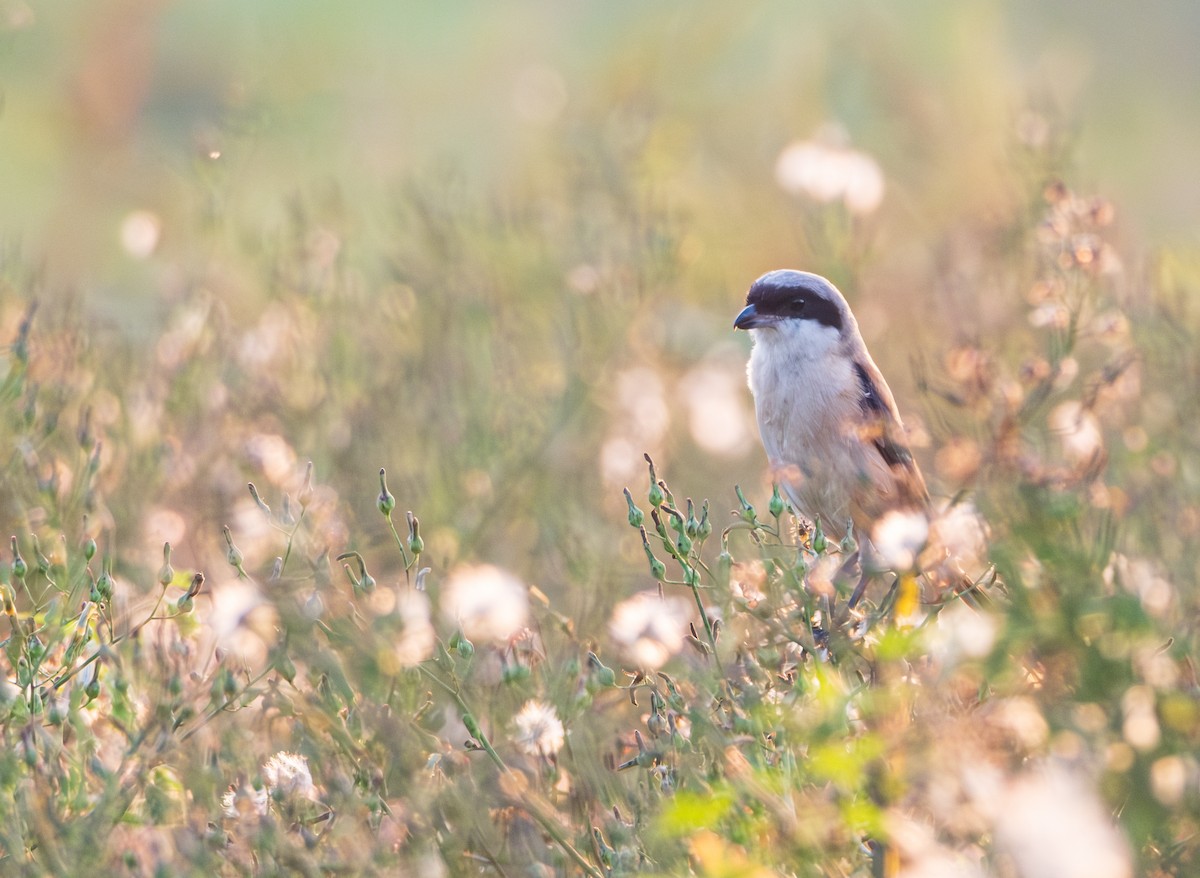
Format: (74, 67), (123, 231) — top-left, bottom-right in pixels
(593, 663), (617, 688)
(455, 637), (474, 658)
(675, 531), (692, 557)
(84, 537), (97, 562)
(222, 526), (244, 570)
(298, 461), (315, 509)
(648, 479), (664, 509)
(31, 535), (50, 575)
(248, 482), (271, 516)
(377, 468), (396, 517)
(10, 537), (27, 580)
(623, 488), (644, 528)
(769, 484), (785, 519)
(158, 542), (174, 587)
(839, 520), (857, 556)
(811, 516), (827, 555)
(406, 512), (424, 556)
(697, 501), (712, 540)
(735, 485), (757, 524)
(95, 568), (114, 602)
(176, 594), (194, 614)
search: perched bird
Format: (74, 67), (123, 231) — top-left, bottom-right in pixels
(734, 270), (930, 548)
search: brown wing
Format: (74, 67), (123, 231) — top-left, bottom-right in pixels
(851, 360), (929, 526)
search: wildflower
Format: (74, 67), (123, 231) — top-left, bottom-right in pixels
(393, 588), (436, 666)
(512, 700), (566, 758)
(927, 601), (997, 666)
(441, 564), (529, 642)
(680, 361), (754, 457)
(1049, 400), (1104, 465)
(608, 591), (690, 671)
(870, 509), (930, 571)
(262, 751), (315, 799)
(990, 766), (1132, 878)
(925, 500), (989, 576)
(775, 125), (885, 215)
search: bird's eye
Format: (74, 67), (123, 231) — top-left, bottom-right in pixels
(791, 298), (806, 311)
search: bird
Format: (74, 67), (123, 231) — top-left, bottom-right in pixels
(734, 270), (930, 552)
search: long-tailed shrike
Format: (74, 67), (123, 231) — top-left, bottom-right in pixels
(734, 270), (930, 547)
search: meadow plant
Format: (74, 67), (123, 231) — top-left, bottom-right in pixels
(0, 167), (1195, 878)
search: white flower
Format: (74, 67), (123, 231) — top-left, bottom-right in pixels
(512, 700), (565, 758)
(870, 509), (930, 571)
(608, 591), (691, 670)
(441, 564), (529, 642)
(1049, 401), (1104, 465)
(221, 784), (268, 820)
(927, 500), (990, 576)
(991, 766), (1132, 878)
(393, 588), (436, 666)
(775, 127), (885, 215)
(927, 601), (997, 666)
(262, 751), (314, 799)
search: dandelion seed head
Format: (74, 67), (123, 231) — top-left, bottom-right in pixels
(262, 751), (314, 799)
(441, 564), (529, 642)
(608, 591), (690, 670)
(512, 700), (565, 757)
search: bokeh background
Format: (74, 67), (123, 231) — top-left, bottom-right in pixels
(4, 0), (1199, 606)
(1, 2), (1199, 875)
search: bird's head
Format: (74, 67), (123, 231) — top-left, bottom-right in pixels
(733, 270), (853, 358)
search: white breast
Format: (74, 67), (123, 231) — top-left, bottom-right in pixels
(746, 324), (871, 537)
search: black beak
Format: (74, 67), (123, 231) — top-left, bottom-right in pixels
(734, 303), (776, 330)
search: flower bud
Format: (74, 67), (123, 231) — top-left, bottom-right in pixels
(735, 485), (757, 524)
(644, 454), (664, 507)
(298, 460), (314, 509)
(84, 536), (97, 562)
(10, 537), (27, 580)
(768, 484), (785, 519)
(684, 498), (698, 538)
(587, 651), (616, 683)
(639, 527), (666, 581)
(95, 566), (114, 602)
(623, 488), (644, 528)
(158, 542), (175, 587)
(675, 531), (692, 558)
(697, 501), (712, 540)
(811, 516), (827, 554)
(648, 479), (664, 509)
(248, 482), (271, 516)
(223, 526), (244, 570)
(406, 511), (424, 556)
(31, 535), (50, 575)
(377, 468), (396, 517)
(839, 521), (857, 556)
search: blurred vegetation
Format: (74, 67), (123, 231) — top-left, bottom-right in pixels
(0, 1), (1198, 876)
